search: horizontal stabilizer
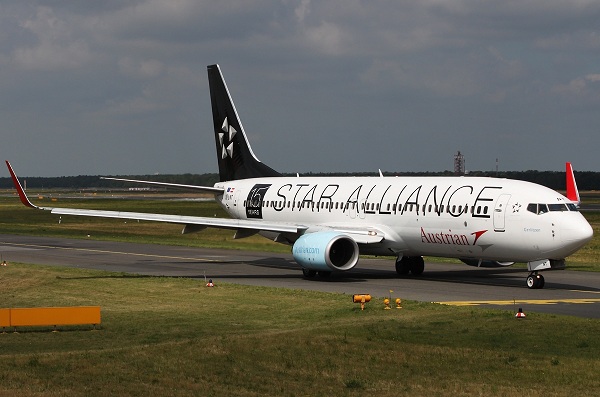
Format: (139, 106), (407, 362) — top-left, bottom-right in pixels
(100, 177), (224, 194)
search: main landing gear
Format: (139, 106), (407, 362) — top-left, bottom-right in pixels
(395, 256), (425, 276)
(526, 272), (545, 289)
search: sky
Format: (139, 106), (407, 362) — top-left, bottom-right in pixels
(1, 0), (600, 177)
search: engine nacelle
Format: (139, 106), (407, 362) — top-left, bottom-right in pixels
(292, 231), (359, 272)
(460, 258), (515, 268)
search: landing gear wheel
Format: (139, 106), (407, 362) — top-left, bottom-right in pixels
(526, 273), (545, 289)
(410, 257), (425, 276)
(395, 257), (410, 275)
(396, 256), (425, 276)
(317, 271), (332, 278)
(302, 268), (317, 278)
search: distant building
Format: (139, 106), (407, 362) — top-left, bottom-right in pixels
(454, 151), (465, 175)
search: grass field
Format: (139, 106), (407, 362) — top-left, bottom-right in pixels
(0, 191), (599, 395)
(1, 264), (599, 396)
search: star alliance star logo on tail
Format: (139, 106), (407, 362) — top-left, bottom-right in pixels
(219, 117), (236, 159)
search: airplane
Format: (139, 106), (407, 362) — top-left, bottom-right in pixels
(6, 64), (594, 289)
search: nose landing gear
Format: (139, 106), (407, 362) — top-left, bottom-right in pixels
(526, 272), (545, 289)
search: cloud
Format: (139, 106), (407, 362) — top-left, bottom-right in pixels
(119, 57), (165, 79)
(553, 73), (600, 101)
(1, 0), (600, 175)
(13, 6), (94, 71)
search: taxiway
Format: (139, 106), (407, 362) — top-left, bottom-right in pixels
(1, 234), (599, 318)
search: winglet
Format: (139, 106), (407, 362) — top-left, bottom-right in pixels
(5, 161), (39, 209)
(565, 162), (580, 205)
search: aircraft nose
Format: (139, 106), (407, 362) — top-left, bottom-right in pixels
(561, 214), (594, 252)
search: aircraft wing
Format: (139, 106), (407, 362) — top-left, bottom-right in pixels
(48, 207), (303, 234)
(6, 161), (303, 235)
(6, 161), (387, 243)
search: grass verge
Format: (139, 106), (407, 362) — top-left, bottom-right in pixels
(1, 263), (599, 396)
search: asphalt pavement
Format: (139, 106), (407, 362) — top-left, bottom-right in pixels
(1, 234), (599, 318)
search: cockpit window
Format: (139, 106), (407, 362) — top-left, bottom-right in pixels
(548, 203), (568, 212)
(566, 203), (578, 211)
(527, 202), (578, 214)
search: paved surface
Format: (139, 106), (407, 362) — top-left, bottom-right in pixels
(1, 234), (599, 318)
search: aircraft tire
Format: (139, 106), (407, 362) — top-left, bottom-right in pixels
(395, 258), (410, 275)
(526, 274), (545, 289)
(302, 268), (317, 278)
(318, 271), (332, 278)
(526, 275), (535, 288)
(410, 257), (425, 276)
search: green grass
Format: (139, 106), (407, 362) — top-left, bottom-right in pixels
(1, 263), (599, 396)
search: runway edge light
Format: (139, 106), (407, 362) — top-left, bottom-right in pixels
(383, 298), (391, 310)
(395, 298), (402, 309)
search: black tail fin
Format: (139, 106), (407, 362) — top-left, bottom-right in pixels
(207, 64), (281, 182)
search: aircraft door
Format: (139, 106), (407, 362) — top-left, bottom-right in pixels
(358, 199), (366, 219)
(233, 188), (243, 218)
(493, 194), (511, 232)
(347, 201), (357, 219)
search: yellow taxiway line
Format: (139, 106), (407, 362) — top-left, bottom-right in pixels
(437, 298), (600, 306)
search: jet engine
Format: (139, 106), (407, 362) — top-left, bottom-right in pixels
(292, 231), (359, 272)
(460, 259), (514, 268)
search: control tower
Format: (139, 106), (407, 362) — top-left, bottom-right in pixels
(454, 151), (465, 175)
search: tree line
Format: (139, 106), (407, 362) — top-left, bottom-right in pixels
(1, 170), (599, 191)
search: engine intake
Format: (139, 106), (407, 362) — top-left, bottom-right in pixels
(292, 231), (359, 272)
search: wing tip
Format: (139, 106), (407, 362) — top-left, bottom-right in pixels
(565, 162), (580, 204)
(5, 161), (39, 209)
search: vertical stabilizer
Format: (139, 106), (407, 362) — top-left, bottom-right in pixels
(207, 64), (281, 182)
(565, 162), (581, 205)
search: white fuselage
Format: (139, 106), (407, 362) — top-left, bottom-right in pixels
(215, 176), (592, 263)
